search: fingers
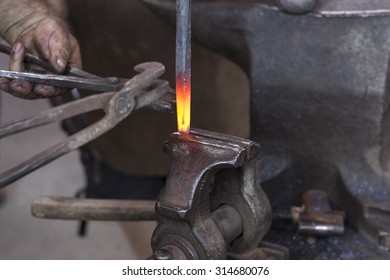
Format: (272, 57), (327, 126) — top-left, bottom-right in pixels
(34, 84), (56, 96)
(9, 41), (26, 72)
(0, 77), (9, 92)
(34, 84), (67, 97)
(9, 79), (34, 98)
(6, 41), (64, 98)
(6, 42), (37, 98)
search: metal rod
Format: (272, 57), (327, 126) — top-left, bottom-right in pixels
(176, 0), (191, 133)
(31, 196), (157, 221)
(211, 204), (243, 246)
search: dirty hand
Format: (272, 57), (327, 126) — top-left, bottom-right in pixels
(0, 0), (81, 99)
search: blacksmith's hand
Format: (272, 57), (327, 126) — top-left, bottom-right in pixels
(0, 0), (81, 99)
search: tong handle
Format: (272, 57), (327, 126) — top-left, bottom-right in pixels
(32, 196), (157, 221)
(0, 43), (98, 78)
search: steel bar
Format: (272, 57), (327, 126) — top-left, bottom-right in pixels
(175, 0), (191, 133)
(32, 197), (157, 221)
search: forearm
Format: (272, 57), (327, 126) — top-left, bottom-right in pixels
(0, 0), (51, 44)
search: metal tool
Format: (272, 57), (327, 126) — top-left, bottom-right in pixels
(0, 43), (127, 91)
(32, 197), (157, 221)
(0, 62), (171, 188)
(151, 128), (286, 259)
(0, 70), (128, 92)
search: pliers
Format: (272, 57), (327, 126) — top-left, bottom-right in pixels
(0, 44), (174, 188)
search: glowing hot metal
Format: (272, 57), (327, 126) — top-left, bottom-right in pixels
(176, 0), (191, 133)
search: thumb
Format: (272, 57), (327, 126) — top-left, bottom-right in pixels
(47, 31), (70, 73)
(49, 44), (69, 73)
(34, 18), (71, 73)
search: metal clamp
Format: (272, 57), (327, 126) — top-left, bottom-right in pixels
(151, 129), (273, 259)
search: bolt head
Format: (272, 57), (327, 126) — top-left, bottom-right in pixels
(116, 97), (134, 114)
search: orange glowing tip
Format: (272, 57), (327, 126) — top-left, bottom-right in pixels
(176, 77), (191, 134)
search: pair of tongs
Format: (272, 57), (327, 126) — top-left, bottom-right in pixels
(0, 44), (173, 188)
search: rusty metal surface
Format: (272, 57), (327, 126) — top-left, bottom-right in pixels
(143, 0), (390, 253)
(273, 189), (345, 236)
(152, 128), (273, 259)
(0, 62), (171, 188)
(31, 197), (157, 221)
